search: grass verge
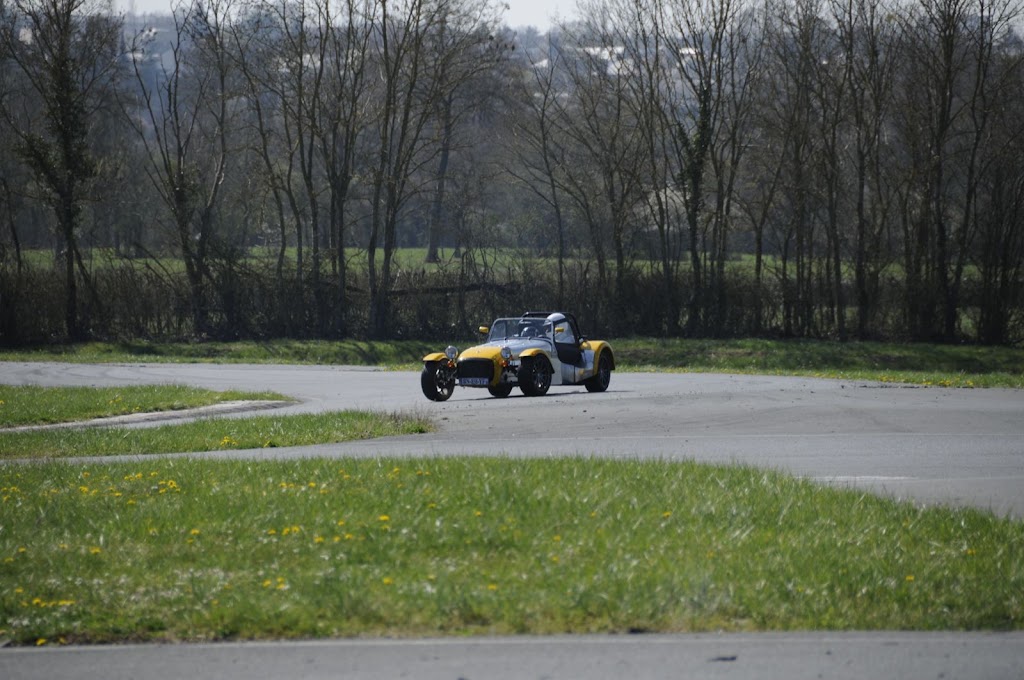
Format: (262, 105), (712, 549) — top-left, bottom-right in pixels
(1, 337), (1021, 387)
(0, 385), (288, 428)
(0, 411), (433, 460)
(0, 457), (1020, 645)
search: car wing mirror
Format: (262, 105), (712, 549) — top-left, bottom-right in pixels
(479, 326), (490, 335)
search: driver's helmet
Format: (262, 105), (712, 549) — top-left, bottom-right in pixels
(546, 313), (566, 325)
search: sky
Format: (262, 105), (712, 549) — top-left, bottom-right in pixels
(502, 0), (578, 30)
(119, 0), (579, 32)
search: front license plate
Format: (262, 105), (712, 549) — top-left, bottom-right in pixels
(459, 377), (490, 387)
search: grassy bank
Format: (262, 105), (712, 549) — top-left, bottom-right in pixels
(2, 337), (1022, 387)
(0, 411), (432, 460)
(1, 457), (1020, 645)
(0, 385), (288, 428)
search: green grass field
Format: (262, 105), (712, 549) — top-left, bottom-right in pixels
(2, 457), (1020, 646)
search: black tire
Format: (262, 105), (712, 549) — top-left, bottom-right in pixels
(421, 362), (455, 401)
(488, 382), (513, 398)
(519, 356), (552, 397)
(585, 352), (612, 393)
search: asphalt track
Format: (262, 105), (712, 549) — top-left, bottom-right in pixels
(1, 361), (1023, 678)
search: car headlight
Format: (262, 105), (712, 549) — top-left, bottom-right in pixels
(500, 346), (512, 360)
(445, 345), (459, 361)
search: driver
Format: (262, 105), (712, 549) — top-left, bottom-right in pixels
(519, 321), (541, 338)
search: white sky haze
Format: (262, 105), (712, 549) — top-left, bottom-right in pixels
(502, 0), (578, 30)
(120, 0), (579, 31)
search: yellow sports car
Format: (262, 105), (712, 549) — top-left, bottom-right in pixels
(421, 312), (614, 401)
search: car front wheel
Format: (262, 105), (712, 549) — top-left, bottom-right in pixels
(421, 362), (455, 401)
(519, 357), (552, 397)
(488, 382), (513, 398)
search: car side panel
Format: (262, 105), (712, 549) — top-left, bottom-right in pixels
(519, 347), (563, 385)
(561, 341), (612, 385)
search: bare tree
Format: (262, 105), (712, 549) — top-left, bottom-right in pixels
(758, 0), (831, 336)
(896, 0), (1023, 339)
(123, 0), (238, 336)
(0, 0), (123, 339)
(829, 0), (901, 338)
(506, 40), (573, 308)
(647, 0), (756, 335)
(315, 0), (373, 336)
(557, 3), (649, 325)
(365, 0), (501, 338)
(421, 1), (508, 264)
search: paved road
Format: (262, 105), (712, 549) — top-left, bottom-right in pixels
(3, 632), (1023, 680)
(2, 362), (1022, 679)
(3, 362), (1023, 518)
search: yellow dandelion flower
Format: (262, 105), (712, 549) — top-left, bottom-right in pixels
(314, 536), (325, 544)
(379, 515), (390, 522)
(487, 584), (498, 591)
(382, 577), (394, 586)
(36, 638), (46, 647)
(190, 528), (201, 536)
(906, 575), (915, 582)
(89, 547), (102, 555)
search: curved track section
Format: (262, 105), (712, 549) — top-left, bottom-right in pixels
(3, 362), (1023, 518)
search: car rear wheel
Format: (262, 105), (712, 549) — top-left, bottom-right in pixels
(519, 357), (552, 397)
(585, 352), (612, 393)
(488, 382), (513, 398)
(421, 362), (455, 401)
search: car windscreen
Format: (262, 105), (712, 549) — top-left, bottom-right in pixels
(488, 318), (550, 342)
(487, 319), (514, 341)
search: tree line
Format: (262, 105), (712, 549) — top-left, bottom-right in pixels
(1, 0), (1022, 345)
